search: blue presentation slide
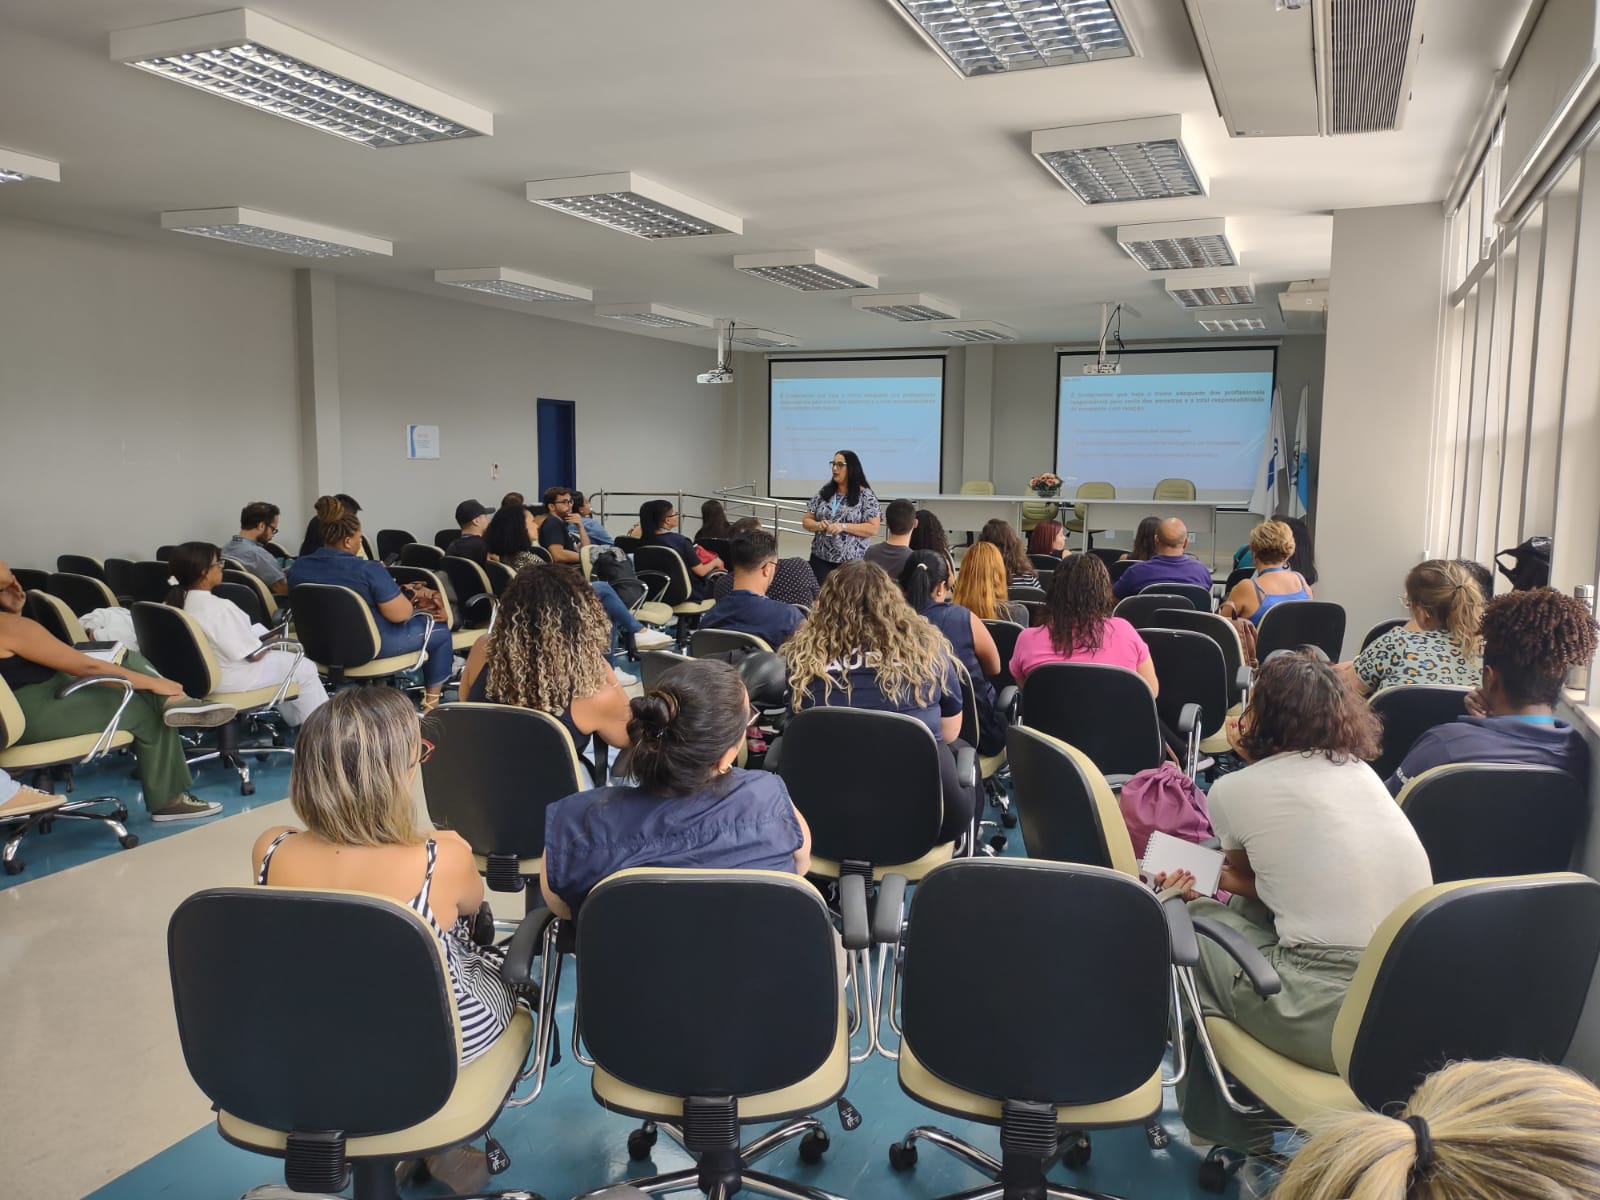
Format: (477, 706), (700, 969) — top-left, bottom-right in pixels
(770, 376), (943, 493)
(1056, 370), (1273, 495)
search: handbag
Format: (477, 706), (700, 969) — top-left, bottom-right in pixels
(401, 582), (447, 621)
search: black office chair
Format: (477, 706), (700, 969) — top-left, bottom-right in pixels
(1395, 764), (1585, 882)
(399, 542), (446, 570)
(288, 583), (435, 687)
(167, 887), (543, 1200)
(118, 560), (173, 605)
(1016, 600), (1046, 628)
(104, 557), (137, 602)
(639, 649), (694, 691)
(690, 628), (774, 657)
(46, 571), (118, 617)
(1222, 566), (1254, 595)
(1254, 599), (1346, 661)
(12, 567), (49, 593)
(212, 581), (268, 627)
(1007, 584), (1046, 603)
(1087, 547), (1127, 568)
(1140, 581), (1214, 612)
(1147, 608), (1248, 707)
(375, 529), (415, 562)
(1021, 663), (1179, 786)
(56, 554), (106, 581)
(695, 535), (732, 564)
(221, 569), (280, 623)
(1006, 726), (1139, 875)
(390, 564), (483, 657)
(439, 556), (497, 630)
(1143, 628), (1242, 776)
(24, 590), (89, 646)
(635, 546), (716, 649)
(982, 620), (1025, 691)
(1113, 593), (1195, 630)
(952, 659), (1019, 838)
(1028, 553), (1065, 573)
(433, 528), (460, 552)
(264, 541), (293, 563)
(1367, 684), (1470, 779)
(484, 560), (515, 597)
(1360, 617), (1409, 651)
(1107, 559), (1138, 584)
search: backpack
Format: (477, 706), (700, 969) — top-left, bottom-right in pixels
(1496, 536), (1552, 591)
(1117, 762), (1214, 861)
(589, 544), (646, 608)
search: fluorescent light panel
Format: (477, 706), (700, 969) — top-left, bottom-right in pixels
(434, 268), (591, 303)
(1165, 267), (1255, 308)
(526, 172), (742, 238)
(1032, 115), (1205, 204)
(851, 293), (960, 321)
(111, 9), (491, 148)
(593, 303), (714, 330)
(732, 250), (877, 291)
(1196, 309), (1267, 332)
(926, 320), (1016, 342)
(730, 327), (803, 348)
(162, 206), (392, 258)
(1116, 217), (1235, 270)
(886, 0), (1134, 77)
(0, 148), (61, 183)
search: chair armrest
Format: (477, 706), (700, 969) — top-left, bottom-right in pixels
(996, 685), (1020, 724)
(56, 674), (137, 761)
(462, 593), (494, 627)
(1178, 702), (1201, 736)
(57, 673), (133, 701)
(1233, 666), (1251, 699)
(245, 637), (302, 663)
(873, 874), (907, 945)
(500, 908), (558, 987)
(1192, 916), (1281, 995)
(840, 874), (870, 951)
(1162, 896), (1200, 968)
(635, 570), (671, 604)
(955, 745), (977, 792)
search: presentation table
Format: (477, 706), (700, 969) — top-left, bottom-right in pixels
(907, 494), (1245, 559)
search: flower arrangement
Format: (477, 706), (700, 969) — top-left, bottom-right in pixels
(1028, 472), (1062, 497)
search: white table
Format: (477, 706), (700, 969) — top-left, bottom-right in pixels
(905, 494), (1245, 562)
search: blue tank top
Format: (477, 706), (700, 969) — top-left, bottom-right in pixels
(1249, 566), (1311, 625)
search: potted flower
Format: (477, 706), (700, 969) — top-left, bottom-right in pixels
(1028, 472), (1062, 498)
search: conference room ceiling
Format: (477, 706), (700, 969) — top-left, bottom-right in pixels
(0, 0), (1526, 349)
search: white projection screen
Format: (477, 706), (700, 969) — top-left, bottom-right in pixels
(1056, 347), (1277, 503)
(768, 356), (945, 498)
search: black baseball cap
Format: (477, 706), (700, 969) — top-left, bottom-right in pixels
(455, 499), (492, 526)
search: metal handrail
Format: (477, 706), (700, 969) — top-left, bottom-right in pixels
(588, 488), (814, 540)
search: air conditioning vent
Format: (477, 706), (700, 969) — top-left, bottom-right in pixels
(1323, 0), (1422, 134)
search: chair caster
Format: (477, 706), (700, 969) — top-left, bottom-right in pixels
(988, 835), (1008, 853)
(113, 804), (129, 821)
(1197, 1147), (1242, 1193)
(798, 1129), (829, 1164)
(1060, 1131), (1091, 1168)
(888, 1139), (917, 1171)
(241, 781), (256, 796)
(4, 858), (24, 876)
(1001, 810), (1018, 828)
(38, 818), (53, 835)
(119, 834), (140, 850)
(627, 1124), (657, 1161)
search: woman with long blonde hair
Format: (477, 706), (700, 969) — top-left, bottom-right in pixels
(952, 541), (1023, 624)
(781, 560), (976, 843)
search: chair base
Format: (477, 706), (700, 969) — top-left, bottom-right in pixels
(578, 1118), (844, 1200)
(1, 794), (135, 875)
(890, 1126), (1128, 1200)
(241, 1158), (547, 1200)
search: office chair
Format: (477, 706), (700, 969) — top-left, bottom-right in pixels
(433, 528), (460, 551)
(130, 602), (299, 795)
(1087, 548), (1126, 568)
(1019, 499), (1058, 535)
(12, 567), (50, 592)
(1395, 764), (1585, 882)
(375, 529), (415, 562)
(1062, 482), (1115, 545)
(1140, 581), (1214, 612)
(484, 560), (515, 597)
(1221, 567), (1254, 595)
(167, 887), (545, 1200)
(690, 628), (774, 658)
(635, 546), (716, 649)
(104, 557), (137, 602)
(1015, 600), (1045, 628)
(1027, 554), (1064, 573)
(399, 542), (446, 570)
(1106, 559), (1138, 584)
(1152, 478), (1197, 501)
(1022, 663), (1191, 786)
(1006, 727), (1136, 874)
(47, 571), (117, 617)
(391, 565), (485, 655)
(1359, 616), (1408, 651)
(1366, 684), (1470, 779)
(981, 619), (1025, 691)
(639, 649), (694, 691)
(214, 581), (270, 628)
(222, 568), (280, 617)
(264, 541), (293, 563)
(287, 583), (436, 687)
(120, 560), (174, 604)
(1008, 584), (1046, 603)
(24, 589), (90, 647)
(1147, 609), (1248, 708)
(1142, 628), (1245, 775)
(0, 673), (139, 875)
(1112, 592), (1195, 630)
(55, 554), (106, 581)
(1254, 599), (1346, 661)
(439, 556), (497, 632)
(951, 659), (1018, 839)
(1185, 873), (1600, 1192)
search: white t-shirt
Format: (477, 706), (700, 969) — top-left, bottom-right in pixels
(1207, 752), (1432, 948)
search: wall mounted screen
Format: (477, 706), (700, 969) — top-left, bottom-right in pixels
(768, 356), (944, 498)
(1055, 347), (1276, 503)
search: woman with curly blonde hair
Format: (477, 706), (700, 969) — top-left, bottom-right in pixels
(781, 559), (976, 843)
(458, 564), (632, 752)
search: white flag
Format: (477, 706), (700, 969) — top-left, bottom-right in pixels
(1250, 385), (1288, 517)
(1287, 385), (1309, 518)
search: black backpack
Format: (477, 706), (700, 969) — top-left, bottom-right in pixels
(1496, 536), (1552, 591)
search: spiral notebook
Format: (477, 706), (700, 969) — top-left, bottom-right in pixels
(1139, 831), (1225, 898)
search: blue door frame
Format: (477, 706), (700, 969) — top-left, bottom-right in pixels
(536, 398), (577, 498)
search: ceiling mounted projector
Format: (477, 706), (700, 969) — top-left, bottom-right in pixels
(698, 320), (735, 385)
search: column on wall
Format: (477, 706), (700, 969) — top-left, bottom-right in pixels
(961, 345), (994, 487)
(295, 268), (343, 505)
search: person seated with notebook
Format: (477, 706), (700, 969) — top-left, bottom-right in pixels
(1166, 650), (1431, 1155)
(1111, 518), (1213, 599)
(700, 531), (804, 649)
(1387, 587), (1595, 795)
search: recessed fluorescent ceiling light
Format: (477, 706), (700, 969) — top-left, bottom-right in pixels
(851, 293), (961, 321)
(1116, 218), (1235, 270)
(1031, 115), (1205, 205)
(732, 251), (878, 291)
(926, 320), (1017, 342)
(111, 9), (490, 148)
(1196, 310), (1267, 332)
(0, 148), (60, 183)
(434, 268), (591, 303)
(729, 327), (803, 348)
(526, 173), (742, 239)
(593, 303), (714, 330)
(1165, 267), (1255, 307)
(886, 0), (1135, 77)
(162, 207), (392, 258)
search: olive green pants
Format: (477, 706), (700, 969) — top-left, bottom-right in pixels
(11, 652), (194, 811)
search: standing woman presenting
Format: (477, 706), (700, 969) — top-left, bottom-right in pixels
(802, 450), (880, 585)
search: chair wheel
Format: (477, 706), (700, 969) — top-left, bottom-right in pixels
(888, 1140), (918, 1171)
(1197, 1159), (1228, 1193)
(1060, 1132), (1091, 1168)
(3, 858), (24, 875)
(988, 835), (1007, 853)
(113, 805), (129, 821)
(798, 1129), (829, 1164)
(38, 818), (53, 835)
(119, 834), (140, 850)
(1001, 810), (1018, 828)
(627, 1127), (657, 1161)
(241, 781), (256, 796)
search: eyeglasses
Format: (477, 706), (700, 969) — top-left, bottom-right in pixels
(830, 460), (847, 468)
(266, 525), (279, 535)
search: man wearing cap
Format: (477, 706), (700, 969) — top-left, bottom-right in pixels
(446, 499), (492, 566)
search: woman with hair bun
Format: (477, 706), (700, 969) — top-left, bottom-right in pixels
(1341, 559), (1483, 694)
(1275, 1058), (1600, 1200)
(538, 658), (811, 918)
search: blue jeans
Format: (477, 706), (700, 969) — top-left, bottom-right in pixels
(592, 581), (642, 641)
(379, 613), (455, 688)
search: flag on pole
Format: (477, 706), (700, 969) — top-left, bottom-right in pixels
(1288, 384), (1309, 518)
(1250, 385), (1287, 517)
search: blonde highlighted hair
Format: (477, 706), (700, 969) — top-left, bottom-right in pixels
(289, 688), (423, 846)
(1274, 1058), (1600, 1200)
(951, 541), (1011, 622)
(480, 564), (613, 712)
(1248, 519), (1295, 565)
(782, 559), (953, 710)
(1405, 560), (1484, 657)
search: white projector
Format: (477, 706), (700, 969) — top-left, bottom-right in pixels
(697, 366), (735, 385)
(1082, 362), (1122, 376)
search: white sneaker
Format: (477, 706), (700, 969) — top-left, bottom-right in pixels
(634, 628), (673, 650)
(613, 665), (639, 686)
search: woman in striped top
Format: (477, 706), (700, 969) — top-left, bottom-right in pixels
(980, 518), (1041, 588)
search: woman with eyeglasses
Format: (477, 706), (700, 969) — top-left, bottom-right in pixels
(638, 498), (724, 601)
(1337, 559), (1483, 695)
(165, 541), (328, 725)
(540, 658), (811, 917)
(251, 687), (517, 1191)
(802, 450), (881, 585)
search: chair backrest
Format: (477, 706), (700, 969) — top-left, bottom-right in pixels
(1075, 481), (1116, 500)
(1006, 726), (1138, 875)
(24, 589), (87, 645)
(1107, 558), (1139, 583)
(1113, 592), (1196, 629)
(577, 869), (842, 1099)
(777, 707), (946, 868)
(1027, 553), (1062, 572)
(121, 560), (173, 605)
(131, 602), (222, 697)
(433, 528), (460, 552)
(169, 888), (460, 1136)
(484, 560), (515, 596)
(1142, 628), (1230, 739)
(696, 536), (731, 564)
(525, 543), (553, 564)
(640, 649), (693, 690)
(1255, 599), (1347, 661)
(46, 571), (118, 616)
(1016, 599), (1046, 628)
(13, 567), (50, 593)
(376, 529), (416, 562)
(1020, 500), (1058, 524)
(982, 619), (1025, 690)
(213, 581), (268, 627)
(1140, 581), (1214, 612)
(1008, 584), (1046, 602)
(1152, 477), (1196, 501)
(421, 703), (586, 864)
(901, 860), (1169, 1105)
(1361, 616), (1409, 652)
(390, 565), (457, 630)
(0, 673), (27, 748)
(959, 480), (996, 495)
(287, 584), (382, 668)
(104, 557), (136, 599)
(264, 541), (293, 562)
(635, 545), (694, 605)
(221, 569), (277, 621)
(1147, 608), (1246, 704)
(1333, 874), (1600, 1111)
(613, 535), (642, 556)
(399, 542), (446, 569)
(440, 557), (495, 624)
(1367, 684), (1470, 779)
(690, 628), (773, 657)
(1020, 662), (1164, 780)
(56, 554), (105, 580)
(1397, 764), (1586, 882)
(1223, 566), (1254, 594)
(1087, 547), (1126, 567)
(951, 659), (984, 748)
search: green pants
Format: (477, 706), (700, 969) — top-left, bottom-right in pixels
(1176, 895), (1362, 1152)
(12, 652), (193, 812)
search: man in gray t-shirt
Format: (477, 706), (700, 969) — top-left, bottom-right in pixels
(863, 498), (917, 584)
(224, 501), (287, 595)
